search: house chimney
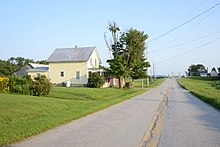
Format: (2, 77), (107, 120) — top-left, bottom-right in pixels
(75, 45), (77, 48)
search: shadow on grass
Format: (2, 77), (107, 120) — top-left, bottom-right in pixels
(177, 80), (220, 110)
(177, 82), (220, 132)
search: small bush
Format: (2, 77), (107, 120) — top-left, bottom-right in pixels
(8, 75), (32, 95)
(6, 75), (52, 96)
(125, 82), (134, 89)
(30, 75), (52, 96)
(87, 72), (104, 88)
(0, 76), (9, 93)
(10, 85), (30, 95)
(212, 81), (220, 90)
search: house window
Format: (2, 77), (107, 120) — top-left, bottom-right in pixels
(88, 71), (92, 78)
(76, 71), (80, 79)
(60, 71), (64, 78)
(95, 59), (97, 67)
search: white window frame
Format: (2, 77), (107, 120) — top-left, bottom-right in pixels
(76, 70), (80, 80)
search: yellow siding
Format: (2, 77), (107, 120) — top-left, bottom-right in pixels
(49, 62), (87, 85)
(28, 71), (49, 79)
(87, 48), (100, 68)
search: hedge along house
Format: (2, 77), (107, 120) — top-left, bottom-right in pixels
(47, 46), (106, 86)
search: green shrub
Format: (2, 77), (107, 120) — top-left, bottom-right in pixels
(190, 76), (220, 81)
(11, 85), (30, 95)
(8, 75), (32, 91)
(0, 76), (9, 93)
(87, 72), (104, 88)
(7, 75), (52, 96)
(30, 75), (52, 96)
(212, 81), (220, 90)
(125, 82), (134, 89)
(8, 75), (32, 95)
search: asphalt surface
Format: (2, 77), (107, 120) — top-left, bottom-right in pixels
(14, 79), (170, 147)
(158, 79), (220, 147)
(13, 79), (220, 147)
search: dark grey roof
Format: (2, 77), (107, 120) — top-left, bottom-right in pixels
(47, 47), (96, 62)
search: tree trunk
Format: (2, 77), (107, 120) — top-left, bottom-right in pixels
(119, 76), (125, 88)
(131, 79), (135, 89)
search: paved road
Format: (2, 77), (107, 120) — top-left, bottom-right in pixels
(14, 79), (170, 147)
(158, 79), (220, 147)
(14, 79), (220, 147)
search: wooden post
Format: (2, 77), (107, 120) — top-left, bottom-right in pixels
(147, 77), (149, 87)
(141, 79), (144, 88)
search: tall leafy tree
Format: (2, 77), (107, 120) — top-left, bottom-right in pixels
(0, 60), (17, 76)
(105, 22), (150, 88)
(188, 64), (206, 76)
(36, 60), (48, 65)
(105, 22), (126, 88)
(122, 28), (150, 81)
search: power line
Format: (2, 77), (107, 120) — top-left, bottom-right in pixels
(180, 0), (208, 23)
(147, 2), (220, 44)
(148, 31), (220, 54)
(155, 36), (220, 65)
(149, 5), (219, 52)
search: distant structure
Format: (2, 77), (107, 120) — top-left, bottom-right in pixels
(197, 69), (207, 77)
(209, 68), (219, 77)
(11, 63), (48, 77)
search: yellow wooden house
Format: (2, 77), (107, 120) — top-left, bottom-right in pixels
(47, 46), (104, 86)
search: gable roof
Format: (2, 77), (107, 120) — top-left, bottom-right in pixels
(11, 63), (49, 76)
(47, 47), (96, 62)
(27, 66), (49, 72)
(28, 63), (49, 68)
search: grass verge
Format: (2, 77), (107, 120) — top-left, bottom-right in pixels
(133, 78), (165, 88)
(0, 78), (165, 146)
(178, 78), (220, 109)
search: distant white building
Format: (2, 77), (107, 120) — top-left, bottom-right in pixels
(197, 69), (207, 77)
(209, 70), (218, 77)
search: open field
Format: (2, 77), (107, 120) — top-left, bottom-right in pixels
(178, 77), (220, 109)
(0, 78), (165, 146)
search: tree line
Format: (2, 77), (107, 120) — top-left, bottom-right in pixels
(187, 64), (220, 76)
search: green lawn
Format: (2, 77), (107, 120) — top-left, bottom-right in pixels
(0, 78), (165, 146)
(132, 78), (165, 88)
(178, 77), (220, 109)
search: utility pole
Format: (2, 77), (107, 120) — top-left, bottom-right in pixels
(153, 62), (156, 79)
(153, 62), (155, 79)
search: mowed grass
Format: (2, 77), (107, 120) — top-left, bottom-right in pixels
(0, 79), (164, 146)
(178, 78), (220, 109)
(133, 78), (165, 88)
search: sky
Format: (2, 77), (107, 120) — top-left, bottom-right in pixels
(0, 0), (219, 76)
